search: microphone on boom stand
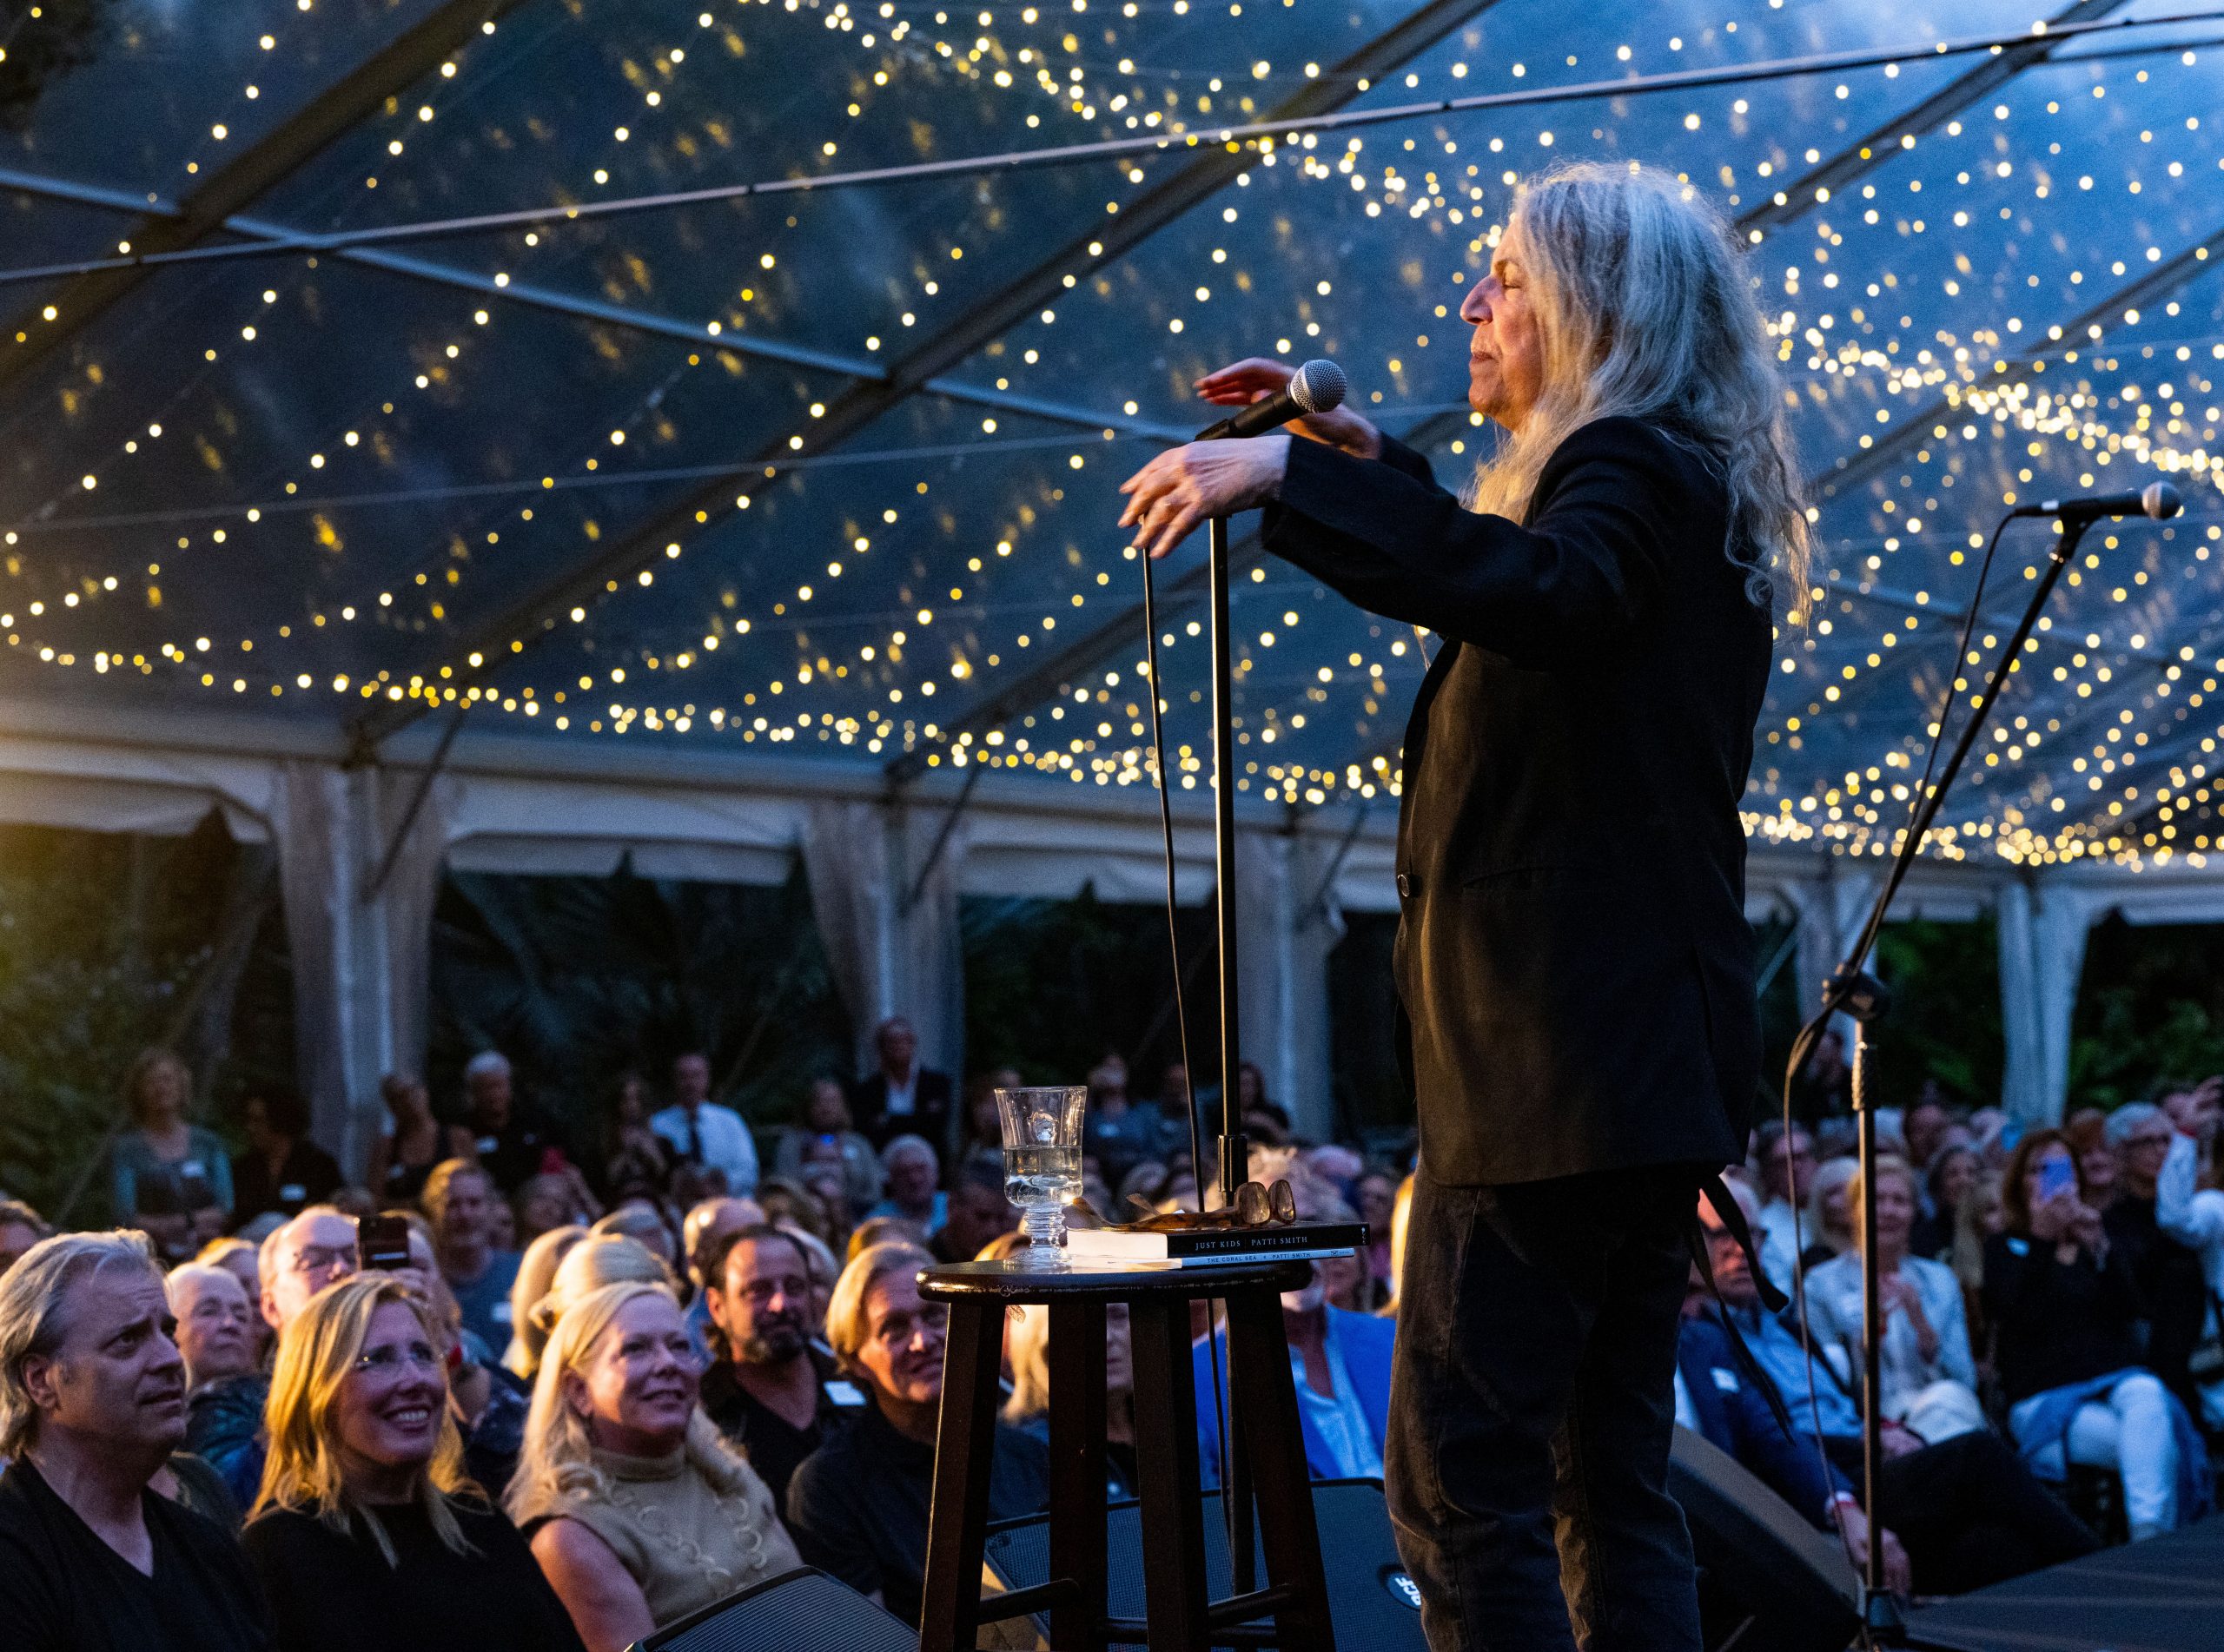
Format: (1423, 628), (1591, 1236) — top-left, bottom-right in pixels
(1160, 354), (1345, 1600)
(1790, 472), (2179, 1647)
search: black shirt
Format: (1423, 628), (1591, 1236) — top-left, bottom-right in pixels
(229, 1140), (343, 1229)
(0, 1457), (270, 1652)
(2105, 1193), (2212, 1406)
(699, 1347), (859, 1510)
(468, 1114), (568, 1196)
(240, 1498), (585, 1652)
(1981, 1231), (2148, 1404)
(785, 1398), (1049, 1625)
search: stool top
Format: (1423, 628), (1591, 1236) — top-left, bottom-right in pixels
(918, 1255), (1312, 1302)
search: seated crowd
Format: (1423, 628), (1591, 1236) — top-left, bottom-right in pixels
(0, 1018), (2220, 1650)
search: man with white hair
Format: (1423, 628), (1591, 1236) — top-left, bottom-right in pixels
(867, 1134), (946, 1232)
(2105, 1102), (2208, 1414)
(0, 1231), (270, 1650)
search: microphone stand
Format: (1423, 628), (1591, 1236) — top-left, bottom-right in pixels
(1206, 504), (1259, 1594)
(1806, 507), (2096, 1644)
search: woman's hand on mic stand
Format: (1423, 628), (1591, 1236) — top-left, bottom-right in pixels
(1198, 358), (1381, 459)
(1119, 433), (1291, 559)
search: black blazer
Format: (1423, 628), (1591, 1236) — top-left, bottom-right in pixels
(851, 1067), (954, 1152)
(1261, 416), (1771, 1185)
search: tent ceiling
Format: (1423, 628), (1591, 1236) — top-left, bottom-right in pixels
(2, 0), (2221, 876)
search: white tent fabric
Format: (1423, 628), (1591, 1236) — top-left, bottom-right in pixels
(0, 695), (2194, 1167)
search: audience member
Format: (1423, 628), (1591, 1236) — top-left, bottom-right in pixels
(1004, 1299), (1136, 1497)
(587, 1200), (682, 1278)
(2102, 1103), (2210, 1417)
(1354, 1169), (1399, 1294)
(455, 1053), (569, 1196)
(514, 1173), (594, 1248)
(932, 1162), (1018, 1264)
(2065, 1108), (2120, 1214)
(1795, 1027), (1855, 1119)
(1903, 1094), (1953, 1175)
(1237, 1061), (1294, 1143)
(241, 1274), (583, 1652)
(189, 1205), (359, 1507)
(110, 1047), (233, 1262)
(849, 1213), (928, 1257)
(2155, 1116), (2224, 1429)
(228, 1087), (341, 1231)
(510, 1280), (799, 1650)
(647, 1052), (758, 1198)
(528, 1236), (675, 1358)
(869, 1134), (946, 1232)
(773, 1078), (883, 1210)
(1986, 1129), (2197, 1539)
(1751, 1121), (1817, 1296)
(597, 1073), (676, 1201)
(368, 1074), (444, 1207)
(195, 1236), (270, 1363)
(0, 1199), (55, 1274)
(1806, 1154), (1859, 1268)
(504, 1226), (587, 1379)
(953, 1072), (1010, 1182)
(167, 1264), (261, 1394)
(798, 1160), (859, 1248)
(699, 1224), (862, 1506)
(780, 1223), (840, 1331)
(2162, 1077), (2221, 1178)
(785, 1244), (1047, 1623)
(1686, 1187), (2095, 1595)
(755, 1175), (831, 1245)
(0, 1231), (272, 1651)
(1913, 1144), (1979, 1259)
(1803, 1157), (1983, 1442)
(851, 1017), (952, 1152)
(1194, 1189), (1394, 1482)
(425, 1160), (523, 1354)
(1082, 1055), (1171, 1191)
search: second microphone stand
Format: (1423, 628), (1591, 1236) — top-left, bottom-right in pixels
(1806, 507), (2097, 1643)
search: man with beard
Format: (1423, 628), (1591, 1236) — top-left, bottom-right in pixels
(698, 1223), (859, 1506)
(0, 1231), (271, 1651)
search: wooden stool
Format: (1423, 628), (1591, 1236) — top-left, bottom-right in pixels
(915, 1257), (1336, 1652)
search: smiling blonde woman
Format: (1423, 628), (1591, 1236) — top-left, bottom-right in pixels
(242, 1273), (582, 1652)
(507, 1280), (798, 1652)
(1118, 161), (1809, 1651)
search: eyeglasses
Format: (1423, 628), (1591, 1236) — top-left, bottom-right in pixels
(354, 1340), (441, 1375)
(1118, 1178), (1299, 1232)
(291, 1246), (355, 1277)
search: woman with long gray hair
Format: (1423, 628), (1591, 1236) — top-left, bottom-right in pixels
(1118, 162), (1808, 1649)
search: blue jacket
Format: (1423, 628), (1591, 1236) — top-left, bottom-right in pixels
(1193, 1308), (1395, 1483)
(1675, 1305), (1850, 1528)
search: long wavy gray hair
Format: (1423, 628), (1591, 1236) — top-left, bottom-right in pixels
(1469, 162), (1812, 618)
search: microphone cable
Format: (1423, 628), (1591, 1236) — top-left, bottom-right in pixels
(1138, 538), (1235, 1503)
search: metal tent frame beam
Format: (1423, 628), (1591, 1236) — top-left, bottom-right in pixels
(1734, 0), (2128, 241)
(0, 166), (1182, 441)
(347, 0), (1510, 752)
(0, 0), (531, 395)
(1812, 222), (2224, 504)
(884, 406), (1479, 780)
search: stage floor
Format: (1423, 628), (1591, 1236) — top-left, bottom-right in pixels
(1905, 1517), (2224, 1652)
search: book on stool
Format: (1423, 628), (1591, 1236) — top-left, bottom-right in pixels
(1062, 1219), (1365, 1267)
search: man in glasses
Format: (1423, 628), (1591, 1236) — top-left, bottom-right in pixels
(785, 1242), (1048, 1625)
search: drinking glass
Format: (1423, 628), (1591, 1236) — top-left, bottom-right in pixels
(996, 1085), (1088, 1267)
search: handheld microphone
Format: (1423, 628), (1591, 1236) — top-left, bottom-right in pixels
(2011, 479), (2181, 522)
(1197, 358), (1347, 440)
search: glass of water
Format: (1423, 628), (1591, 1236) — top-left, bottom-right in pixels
(996, 1086), (1088, 1267)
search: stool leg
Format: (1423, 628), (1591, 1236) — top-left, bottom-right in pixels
(1047, 1299), (1109, 1652)
(918, 1298), (1005, 1652)
(1225, 1291), (1337, 1652)
(1129, 1296), (1211, 1652)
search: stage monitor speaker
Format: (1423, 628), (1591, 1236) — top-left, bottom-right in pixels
(983, 1477), (1426, 1650)
(632, 1565), (915, 1652)
(1668, 1424), (1860, 1652)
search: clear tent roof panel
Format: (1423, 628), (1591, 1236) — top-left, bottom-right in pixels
(0, 0), (2219, 870)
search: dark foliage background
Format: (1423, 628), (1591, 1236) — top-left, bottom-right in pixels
(960, 888), (1215, 1099)
(423, 859), (854, 1153)
(0, 816), (293, 1218)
